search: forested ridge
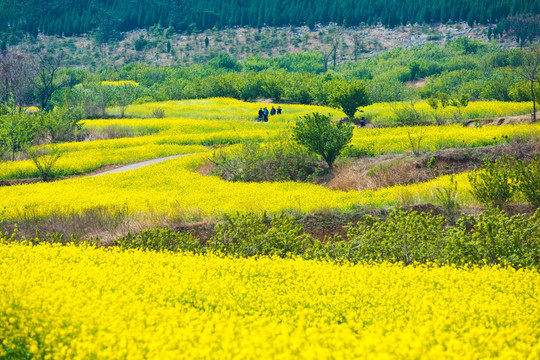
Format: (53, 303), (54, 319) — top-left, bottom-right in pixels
(2, 0), (539, 37)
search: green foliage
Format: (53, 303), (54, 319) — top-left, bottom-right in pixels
(343, 209), (447, 264)
(5, 0), (532, 38)
(446, 209), (540, 268)
(40, 107), (84, 142)
(292, 112), (353, 169)
(5, 209), (540, 268)
(468, 155), (518, 209)
(328, 80), (370, 119)
(152, 107), (165, 118)
(207, 54), (242, 71)
(392, 102), (432, 126)
(0, 111), (39, 161)
(434, 175), (460, 224)
(515, 157), (540, 209)
(209, 212), (312, 257)
(114, 227), (201, 253)
(27, 145), (63, 182)
(210, 139), (321, 182)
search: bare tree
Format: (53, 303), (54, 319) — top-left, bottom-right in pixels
(33, 52), (69, 111)
(517, 48), (540, 122)
(0, 51), (35, 106)
(331, 36), (340, 69)
(352, 35), (363, 62)
(321, 29), (340, 72)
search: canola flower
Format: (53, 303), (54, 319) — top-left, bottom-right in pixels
(100, 80), (139, 86)
(0, 243), (538, 359)
(0, 153), (475, 219)
(361, 100), (533, 125)
(1, 98), (538, 180)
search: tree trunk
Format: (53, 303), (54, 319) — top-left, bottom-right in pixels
(532, 80), (537, 123)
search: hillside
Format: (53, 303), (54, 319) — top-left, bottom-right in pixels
(3, 0), (538, 38)
(7, 23), (520, 69)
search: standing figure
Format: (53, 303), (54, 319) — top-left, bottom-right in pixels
(270, 106), (276, 116)
(258, 108), (264, 122)
(263, 107), (269, 122)
(277, 106), (282, 115)
(360, 117), (366, 128)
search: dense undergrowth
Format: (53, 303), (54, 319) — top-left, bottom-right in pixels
(4, 208), (539, 269)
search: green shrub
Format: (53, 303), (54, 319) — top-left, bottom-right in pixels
(445, 209), (540, 268)
(392, 103), (432, 126)
(434, 175), (461, 224)
(208, 212), (313, 257)
(343, 208), (447, 264)
(152, 107), (165, 118)
(468, 155), (518, 209)
(515, 156), (540, 209)
(114, 227), (201, 252)
(210, 139), (321, 182)
(27, 144), (63, 182)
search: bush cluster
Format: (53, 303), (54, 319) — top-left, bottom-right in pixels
(469, 155), (540, 210)
(9, 208), (539, 269)
(119, 209), (540, 268)
(210, 140), (322, 182)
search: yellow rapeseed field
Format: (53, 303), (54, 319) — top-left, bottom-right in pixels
(0, 153), (475, 219)
(1, 98), (538, 180)
(100, 80), (139, 86)
(0, 243), (538, 359)
(361, 101), (533, 124)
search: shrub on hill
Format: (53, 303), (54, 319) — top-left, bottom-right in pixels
(210, 139), (322, 182)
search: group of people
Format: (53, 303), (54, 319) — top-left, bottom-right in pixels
(257, 106), (282, 122)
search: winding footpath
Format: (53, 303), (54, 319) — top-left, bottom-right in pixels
(89, 154), (190, 177)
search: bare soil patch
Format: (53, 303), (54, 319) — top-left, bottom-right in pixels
(327, 141), (540, 192)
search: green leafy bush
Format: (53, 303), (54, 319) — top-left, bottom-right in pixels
(292, 112), (353, 169)
(4, 209), (539, 269)
(28, 145), (63, 182)
(210, 139), (321, 182)
(515, 156), (540, 209)
(468, 155), (518, 209)
(114, 227), (200, 252)
(445, 209), (540, 268)
(208, 212), (313, 257)
(342, 208), (447, 264)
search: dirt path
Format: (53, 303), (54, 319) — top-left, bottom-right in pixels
(88, 154), (191, 177)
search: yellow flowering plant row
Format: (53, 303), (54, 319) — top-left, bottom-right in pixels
(1, 98), (538, 180)
(348, 123), (540, 156)
(100, 80), (139, 86)
(361, 100), (533, 125)
(1, 243), (538, 359)
(0, 152), (475, 219)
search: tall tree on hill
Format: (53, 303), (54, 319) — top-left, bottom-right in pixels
(33, 52), (69, 111)
(517, 47), (540, 123)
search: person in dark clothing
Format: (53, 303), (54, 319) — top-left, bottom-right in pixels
(258, 108), (264, 122)
(263, 107), (269, 122)
(276, 106), (282, 115)
(360, 116), (366, 128)
(270, 106), (276, 116)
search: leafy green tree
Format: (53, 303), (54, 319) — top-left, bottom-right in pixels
(0, 111), (40, 161)
(40, 107), (84, 142)
(329, 80), (370, 119)
(468, 155), (518, 209)
(517, 47), (540, 122)
(292, 112), (353, 169)
(112, 84), (139, 117)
